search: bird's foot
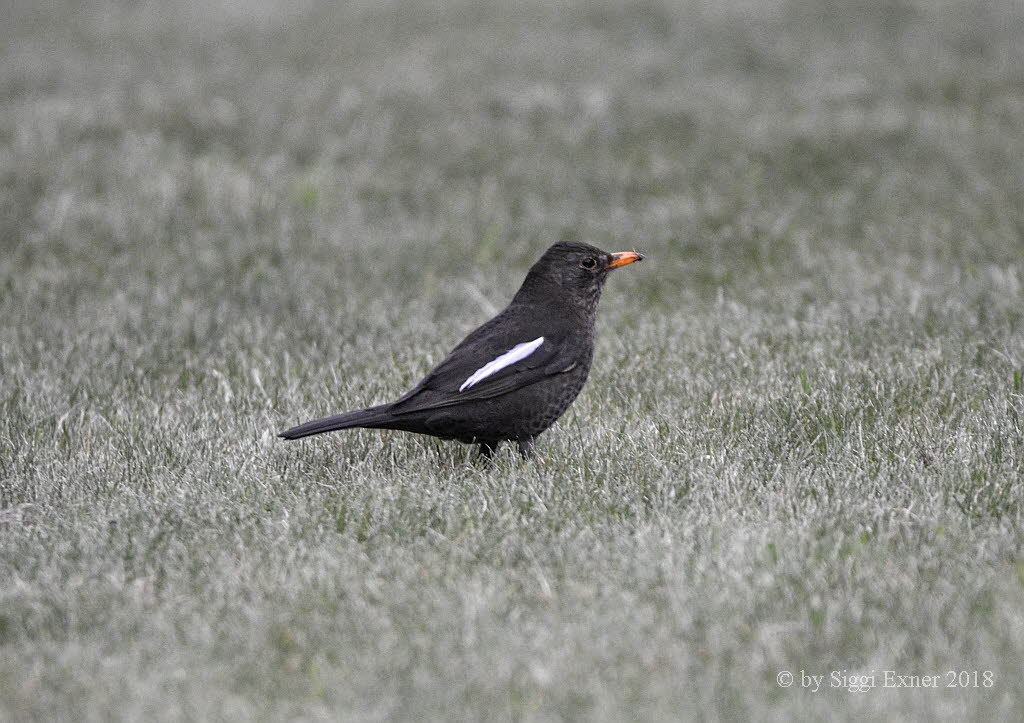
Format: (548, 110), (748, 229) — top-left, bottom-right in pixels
(478, 441), (501, 460)
(477, 439), (535, 461)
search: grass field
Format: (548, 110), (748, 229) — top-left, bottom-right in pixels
(3, 0), (1024, 719)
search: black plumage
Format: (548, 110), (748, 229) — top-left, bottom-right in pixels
(278, 241), (643, 458)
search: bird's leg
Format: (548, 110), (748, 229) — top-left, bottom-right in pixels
(478, 441), (501, 459)
(517, 438), (536, 459)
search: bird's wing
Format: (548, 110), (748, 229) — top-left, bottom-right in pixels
(388, 318), (578, 415)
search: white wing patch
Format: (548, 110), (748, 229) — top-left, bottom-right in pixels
(459, 337), (545, 392)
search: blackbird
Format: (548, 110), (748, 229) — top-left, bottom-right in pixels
(279, 241), (643, 458)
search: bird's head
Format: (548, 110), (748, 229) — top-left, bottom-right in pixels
(528, 239), (642, 291)
(514, 241), (643, 315)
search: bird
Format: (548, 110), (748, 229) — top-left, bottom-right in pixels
(278, 241), (644, 459)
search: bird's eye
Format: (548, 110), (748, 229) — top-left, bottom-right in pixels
(581, 257), (598, 269)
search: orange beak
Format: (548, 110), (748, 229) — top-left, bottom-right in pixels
(607, 251), (644, 270)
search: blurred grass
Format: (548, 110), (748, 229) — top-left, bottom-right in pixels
(2, 0), (1024, 719)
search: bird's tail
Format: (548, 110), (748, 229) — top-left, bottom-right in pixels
(278, 404), (394, 440)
